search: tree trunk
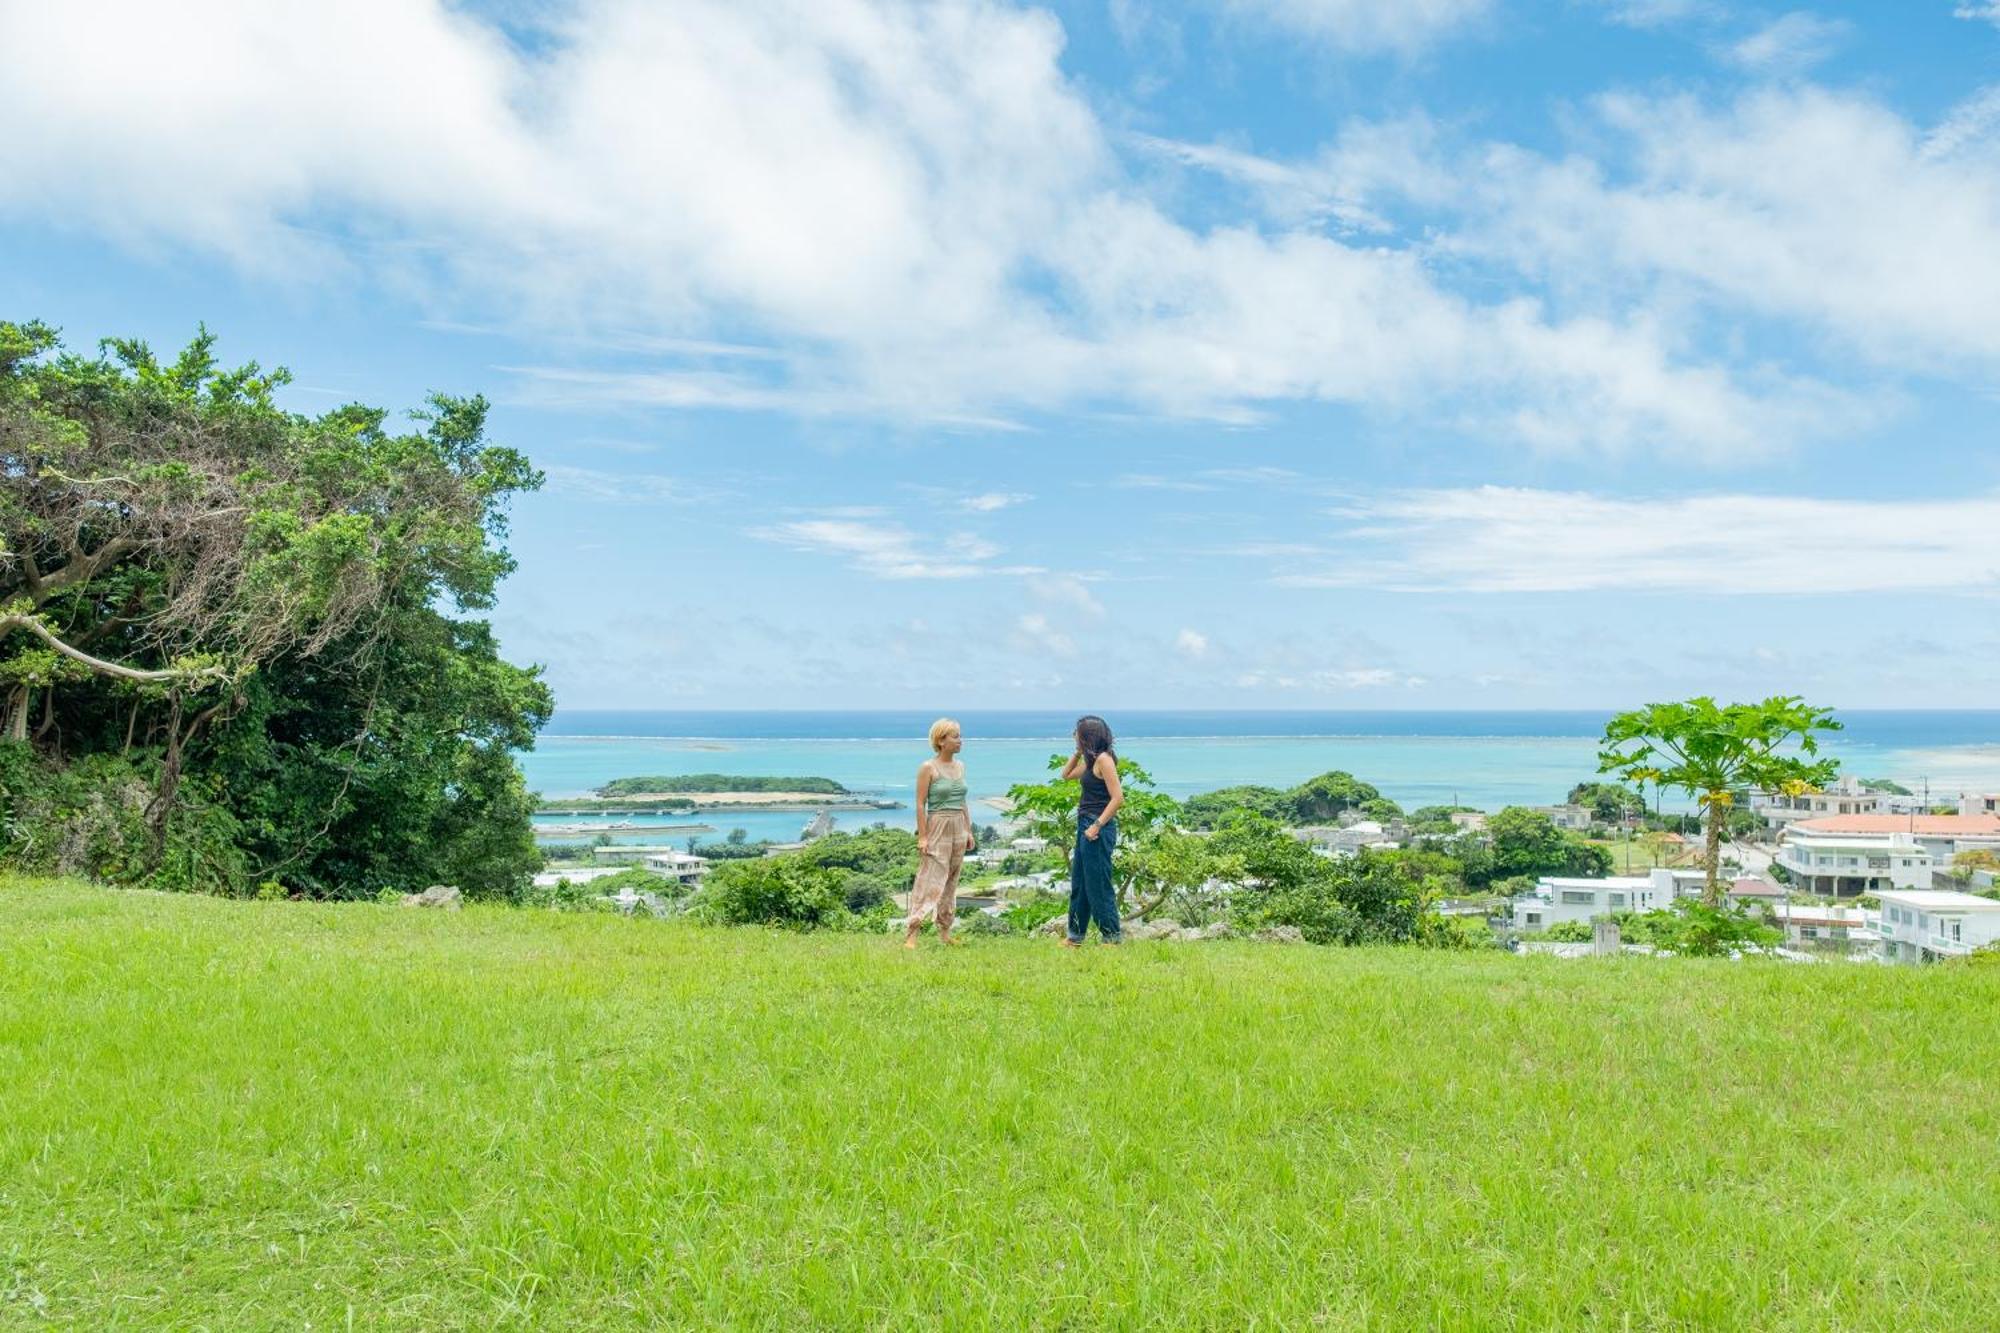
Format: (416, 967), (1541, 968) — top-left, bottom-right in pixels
(5, 687), (26, 742)
(1702, 797), (1725, 907)
(145, 693), (187, 865)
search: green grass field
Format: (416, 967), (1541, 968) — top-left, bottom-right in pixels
(3, 877), (1996, 1330)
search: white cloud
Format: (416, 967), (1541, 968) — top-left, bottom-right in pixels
(1283, 487), (2000, 593)
(1233, 667), (1425, 690)
(1411, 85), (2000, 378)
(751, 517), (1001, 580)
(1725, 13), (1849, 73)
(1956, 3), (2000, 28)
(1597, 0), (1717, 28)
(1217, 0), (1493, 52)
(0, 0), (1822, 456)
(1175, 628), (1210, 658)
(1011, 612), (1075, 658)
(1029, 574), (1106, 619)
(961, 491), (1031, 512)
(542, 464), (692, 503)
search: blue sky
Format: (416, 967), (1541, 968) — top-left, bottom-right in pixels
(5, 0), (2000, 711)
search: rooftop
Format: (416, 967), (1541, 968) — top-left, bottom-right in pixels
(1874, 889), (2000, 911)
(1794, 815), (2000, 836)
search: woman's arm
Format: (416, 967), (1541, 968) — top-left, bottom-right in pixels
(1059, 749), (1085, 780)
(915, 763), (932, 845)
(1084, 753), (1124, 839)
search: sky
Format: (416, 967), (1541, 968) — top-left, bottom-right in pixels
(4, 0), (2000, 712)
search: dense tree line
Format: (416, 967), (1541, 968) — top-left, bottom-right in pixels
(0, 321), (549, 898)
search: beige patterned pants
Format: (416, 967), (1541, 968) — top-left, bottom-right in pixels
(910, 808), (970, 930)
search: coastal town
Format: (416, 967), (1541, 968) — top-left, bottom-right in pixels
(533, 769), (2000, 966)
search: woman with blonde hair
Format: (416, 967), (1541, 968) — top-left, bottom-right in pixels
(907, 717), (974, 949)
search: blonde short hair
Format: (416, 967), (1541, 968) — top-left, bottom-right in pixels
(928, 717), (961, 752)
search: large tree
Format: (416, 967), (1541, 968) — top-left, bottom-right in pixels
(1599, 696), (1840, 905)
(0, 320), (550, 896)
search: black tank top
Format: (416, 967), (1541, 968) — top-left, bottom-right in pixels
(1079, 760), (1112, 821)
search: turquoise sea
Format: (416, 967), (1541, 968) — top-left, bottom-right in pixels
(520, 711), (2000, 844)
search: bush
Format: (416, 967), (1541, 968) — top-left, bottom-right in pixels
(1538, 920), (1594, 943)
(958, 912), (1016, 937)
(1002, 891), (1067, 932)
(692, 858), (853, 930)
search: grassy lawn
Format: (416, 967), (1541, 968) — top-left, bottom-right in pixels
(2, 878), (1996, 1329)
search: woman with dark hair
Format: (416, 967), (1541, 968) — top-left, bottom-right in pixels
(1060, 714), (1123, 946)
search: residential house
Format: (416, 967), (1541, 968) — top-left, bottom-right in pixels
(1529, 804), (1595, 832)
(642, 849), (710, 886)
(1875, 889), (2000, 964)
(1767, 903), (1877, 951)
(1449, 811), (1489, 833)
(1778, 814), (2000, 896)
(1752, 776), (1882, 831)
(1511, 868), (1692, 931)
(1957, 792), (2000, 818)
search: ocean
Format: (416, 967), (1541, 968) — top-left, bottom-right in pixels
(521, 710), (2000, 844)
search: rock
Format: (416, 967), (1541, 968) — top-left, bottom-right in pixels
(402, 884), (462, 910)
(1252, 925), (1304, 944)
(1198, 921), (1235, 941)
(1035, 914), (1069, 938)
(1121, 919), (1183, 941)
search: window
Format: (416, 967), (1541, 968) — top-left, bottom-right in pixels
(1525, 912), (1542, 926)
(1560, 890), (1595, 905)
(1608, 893), (1627, 908)
(1949, 920), (1963, 942)
(1801, 927), (1818, 939)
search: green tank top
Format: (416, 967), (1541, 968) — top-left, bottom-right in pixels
(925, 772), (967, 812)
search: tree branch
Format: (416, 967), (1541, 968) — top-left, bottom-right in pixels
(0, 614), (226, 687)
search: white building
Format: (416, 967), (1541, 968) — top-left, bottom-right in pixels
(1529, 804), (1596, 832)
(1767, 903), (1877, 950)
(1752, 776), (1882, 831)
(1875, 889), (2000, 964)
(1449, 811), (1489, 833)
(1778, 814), (2000, 896)
(1511, 868), (1693, 931)
(530, 865), (630, 889)
(642, 849), (710, 886)
(1298, 821), (1402, 858)
(1957, 792), (2000, 818)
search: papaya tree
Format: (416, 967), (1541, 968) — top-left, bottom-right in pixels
(1599, 697), (1839, 905)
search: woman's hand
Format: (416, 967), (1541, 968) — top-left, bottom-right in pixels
(963, 833), (976, 853)
(1083, 821), (1101, 841)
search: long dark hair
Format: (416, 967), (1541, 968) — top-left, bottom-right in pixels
(1074, 715), (1115, 765)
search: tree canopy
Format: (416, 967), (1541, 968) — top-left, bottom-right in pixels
(1600, 696), (1839, 904)
(0, 320), (550, 897)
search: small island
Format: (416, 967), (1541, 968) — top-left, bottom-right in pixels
(538, 773), (901, 815)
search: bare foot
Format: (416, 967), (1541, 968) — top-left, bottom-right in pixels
(903, 934), (920, 950)
(1059, 937), (1081, 949)
(941, 933), (965, 947)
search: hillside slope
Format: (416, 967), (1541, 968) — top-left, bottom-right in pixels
(2, 878), (1995, 1329)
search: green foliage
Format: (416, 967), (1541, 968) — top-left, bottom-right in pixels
(1001, 891), (1067, 932)
(1538, 920), (1594, 943)
(1601, 696), (1840, 904)
(1181, 769), (1389, 829)
(1484, 806), (1613, 884)
(691, 857), (854, 930)
(596, 774), (847, 796)
(791, 827), (919, 887)
(0, 321), (549, 899)
(1860, 777), (1912, 796)
(1210, 814), (1432, 945)
(1406, 804), (1482, 835)
(1567, 781), (1643, 823)
(691, 839), (776, 861)
(1616, 901), (1781, 956)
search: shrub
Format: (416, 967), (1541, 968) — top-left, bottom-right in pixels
(1539, 920), (1593, 943)
(692, 858), (853, 929)
(1002, 891), (1067, 932)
